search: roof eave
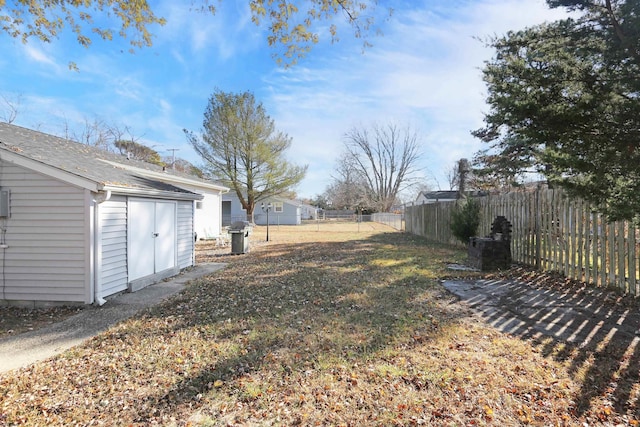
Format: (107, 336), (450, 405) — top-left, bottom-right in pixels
(103, 185), (204, 201)
(99, 159), (229, 193)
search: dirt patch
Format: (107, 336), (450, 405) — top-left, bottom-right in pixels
(0, 306), (84, 337)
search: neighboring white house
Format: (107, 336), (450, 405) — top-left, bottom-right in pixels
(0, 122), (227, 307)
(415, 191), (459, 204)
(222, 193), (302, 225)
(298, 202), (318, 220)
(415, 190), (487, 205)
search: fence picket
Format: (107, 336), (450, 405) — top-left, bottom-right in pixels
(404, 188), (640, 295)
(607, 222), (615, 286)
(558, 192), (565, 274)
(630, 227), (637, 295)
(548, 191), (553, 270)
(618, 222), (626, 292)
(578, 199), (585, 283)
(591, 212), (604, 286)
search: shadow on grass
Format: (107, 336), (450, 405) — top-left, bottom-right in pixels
(448, 270), (640, 419)
(16, 229), (635, 423)
(127, 232), (466, 422)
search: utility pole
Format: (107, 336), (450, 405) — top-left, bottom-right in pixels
(166, 148), (179, 169)
(457, 158), (470, 200)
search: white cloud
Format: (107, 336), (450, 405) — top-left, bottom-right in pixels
(262, 0), (572, 196)
(0, 0), (575, 200)
(23, 45), (56, 66)
(19, 43), (72, 77)
(155, 1), (262, 62)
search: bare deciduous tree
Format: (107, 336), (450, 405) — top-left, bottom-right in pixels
(0, 94), (22, 124)
(323, 153), (370, 210)
(61, 116), (113, 151)
(60, 116), (145, 154)
(107, 123), (142, 149)
(446, 162), (460, 192)
(342, 123), (422, 212)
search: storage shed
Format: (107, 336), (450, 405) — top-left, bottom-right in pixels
(99, 160), (228, 241)
(0, 122), (226, 306)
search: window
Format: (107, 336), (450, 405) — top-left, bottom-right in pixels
(273, 201), (284, 213)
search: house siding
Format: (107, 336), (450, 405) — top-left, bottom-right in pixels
(197, 193), (221, 239)
(224, 194), (301, 225)
(254, 204), (301, 225)
(177, 200), (194, 269)
(0, 122), (224, 306)
(99, 195), (128, 298)
(222, 194), (248, 223)
(0, 163), (87, 303)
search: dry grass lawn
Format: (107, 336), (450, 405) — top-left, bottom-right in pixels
(1, 222), (639, 425)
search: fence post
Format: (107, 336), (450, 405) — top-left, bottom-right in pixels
(535, 187), (542, 269)
(590, 206), (597, 285)
(630, 225), (637, 295)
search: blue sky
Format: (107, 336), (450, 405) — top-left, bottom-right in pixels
(0, 0), (569, 199)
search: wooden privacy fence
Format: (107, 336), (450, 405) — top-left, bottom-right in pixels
(405, 188), (640, 295)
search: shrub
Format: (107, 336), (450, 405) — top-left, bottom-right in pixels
(450, 198), (481, 244)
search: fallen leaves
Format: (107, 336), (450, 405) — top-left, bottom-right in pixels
(1, 224), (639, 425)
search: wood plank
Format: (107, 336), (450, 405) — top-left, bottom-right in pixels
(569, 199), (576, 278)
(631, 227), (638, 296)
(558, 192), (565, 274)
(550, 190), (557, 271)
(535, 189), (542, 269)
(593, 211), (600, 286)
(577, 199), (584, 282)
(606, 222), (614, 288)
(618, 222), (627, 292)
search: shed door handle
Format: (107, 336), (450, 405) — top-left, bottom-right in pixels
(152, 232), (159, 238)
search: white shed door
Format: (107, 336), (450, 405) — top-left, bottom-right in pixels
(129, 200), (177, 281)
(154, 201), (176, 272)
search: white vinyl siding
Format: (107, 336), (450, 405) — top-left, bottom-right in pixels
(193, 191), (222, 239)
(0, 163), (87, 303)
(99, 196), (128, 297)
(0, 161), (202, 305)
(177, 200), (194, 269)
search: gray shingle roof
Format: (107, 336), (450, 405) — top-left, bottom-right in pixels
(0, 122), (202, 197)
(416, 190), (488, 202)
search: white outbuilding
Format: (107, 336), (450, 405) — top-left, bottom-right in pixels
(0, 122), (228, 307)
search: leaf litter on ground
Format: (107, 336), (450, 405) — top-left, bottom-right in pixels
(1, 222), (640, 426)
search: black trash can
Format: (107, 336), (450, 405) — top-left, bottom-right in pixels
(229, 221), (251, 254)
